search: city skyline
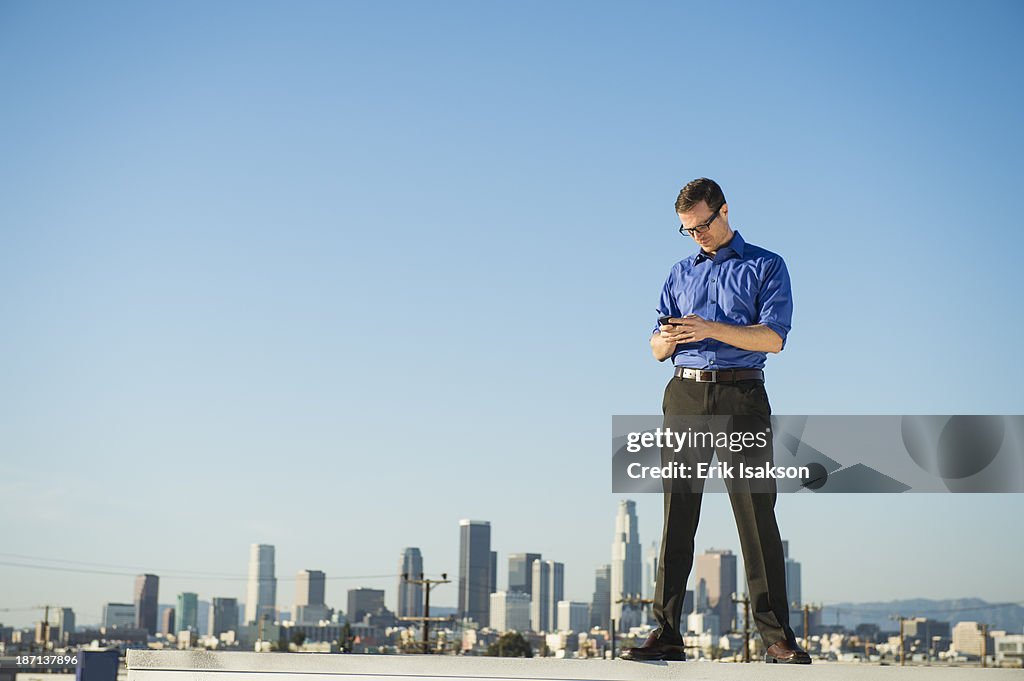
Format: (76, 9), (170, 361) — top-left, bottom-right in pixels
(2, 0), (1023, 634)
(3, 507), (1016, 634)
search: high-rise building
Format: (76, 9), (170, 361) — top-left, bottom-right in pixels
(489, 591), (530, 632)
(783, 540), (801, 607)
(590, 564), (611, 628)
(246, 544), (277, 624)
(295, 570), (328, 623)
(782, 540), (803, 633)
(35, 621), (57, 645)
(134, 574), (159, 635)
(643, 542), (658, 600)
(490, 551), (497, 594)
(102, 603), (136, 629)
(694, 548), (737, 634)
(508, 553), (541, 596)
(347, 588), (385, 623)
(532, 560), (549, 632)
(296, 569), (326, 607)
(695, 575), (708, 612)
(644, 541), (659, 625)
(197, 600), (211, 636)
(56, 608), (75, 644)
(398, 548), (424, 619)
(530, 560), (564, 633)
(611, 500), (642, 632)
(557, 601), (589, 633)
(176, 593), (199, 633)
(953, 621), (989, 658)
(162, 607), (176, 635)
(211, 598), (239, 637)
(458, 519), (491, 627)
(688, 610), (722, 637)
(904, 617), (951, 646)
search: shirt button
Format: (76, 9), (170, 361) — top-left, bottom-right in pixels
(710, 360), (715, 364)
(710, 278), (716, 283)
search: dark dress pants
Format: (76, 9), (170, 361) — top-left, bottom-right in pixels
(651, 375), (796, 648)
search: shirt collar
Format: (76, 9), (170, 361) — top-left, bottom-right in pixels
(693, 230), (746, 265)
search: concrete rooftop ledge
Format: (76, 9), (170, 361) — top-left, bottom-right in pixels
(126, 650), (1023, 681)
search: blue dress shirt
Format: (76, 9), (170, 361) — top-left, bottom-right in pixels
(652, 230), (793, 370)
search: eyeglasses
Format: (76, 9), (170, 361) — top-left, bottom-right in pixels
(679, 206), (721, 237)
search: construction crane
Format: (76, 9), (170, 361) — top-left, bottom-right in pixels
(0, 605), (63, 650)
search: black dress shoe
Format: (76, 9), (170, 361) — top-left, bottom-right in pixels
(764, 639), (812, 664)
(619, 632), (687, 662)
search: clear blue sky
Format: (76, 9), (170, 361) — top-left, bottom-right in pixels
(2, 0), (1023, 628)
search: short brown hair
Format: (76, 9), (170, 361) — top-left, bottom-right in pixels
(675, 177), (726, 214)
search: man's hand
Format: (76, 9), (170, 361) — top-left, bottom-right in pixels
(650, 314), (784, 361)
(650, 316), (704, 361)
(662, 314), (714, 344)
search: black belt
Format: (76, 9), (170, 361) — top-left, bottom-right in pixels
(674, 367), (764, 383)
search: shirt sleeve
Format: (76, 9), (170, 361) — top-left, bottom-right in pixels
(757, 255), (793, 349)
(652, 268), (681, 336)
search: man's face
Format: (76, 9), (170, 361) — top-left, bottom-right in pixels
(678, 200), (731, 253)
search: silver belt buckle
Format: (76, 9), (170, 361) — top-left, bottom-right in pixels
(689, 368), (717, 383)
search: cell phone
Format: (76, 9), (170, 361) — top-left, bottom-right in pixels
(658, 315), (675, 326)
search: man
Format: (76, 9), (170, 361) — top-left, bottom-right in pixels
(620, 178), (810, 664)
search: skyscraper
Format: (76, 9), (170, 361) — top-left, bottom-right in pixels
(611, 500), (642, 631)
(162, 607), (175, 635)
(694, 548), (738, 634)
(56, 608), (75, 644)
(783, 540), (802, 607)
(347, 588), (385, 623)
(134, 573), (159, 635)
(490, 551), (497, 595)
(643, 541), (658, 624)
(508, 553), (541, 596)
(176, 593), (199, 633)
(489, 591), (530, 632)
(695, 575), (708, 611)
(198, 600), (212, 635)
(296, 569), (326, 607)
(530, 560), (564, 633)
(458, 519), (491, 626)
(102, 603), (136, 629)
(531, 561), (549, 632)
(398, 548), (424, 618)
(643, 542), (658, 599)
(295, 569), (327, 623)
(246, 544), (277, 625)
(211, 598), (239, 637)
(590, 564), (611, 629)
(683, 589), (694, 616)
(557, 601), (590, 633)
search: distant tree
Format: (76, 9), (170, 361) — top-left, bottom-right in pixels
(291, 631), (307, 646)
(486, 632), (533, 657)
(337, 621), (352, 653)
